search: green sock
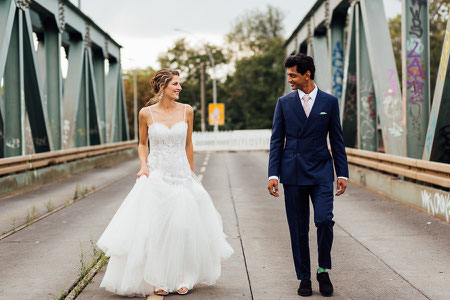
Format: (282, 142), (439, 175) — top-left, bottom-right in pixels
(318, 267), (327, 274)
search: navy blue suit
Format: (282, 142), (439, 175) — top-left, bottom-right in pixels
(268, 88), (348, 280)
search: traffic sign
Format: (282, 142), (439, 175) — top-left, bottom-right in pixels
(208, 103), (225, 126)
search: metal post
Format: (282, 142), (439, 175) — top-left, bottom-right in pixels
(4, 9), (23, 157)
(133, 71), (137, 140)
(313, 34), (331, 93)
(200, 63), (206, 132)
(93, 50), (106, 142)
(44, 21), (62, 150)
(423, 20), (450, 163)
(402, 0), (430, 158)
(330, 13), (346, 101)
(359, 0), (406, 156)
(357, 3), (377, 151)
(206, 48), (218, 131)
(340, 2), (357, 148)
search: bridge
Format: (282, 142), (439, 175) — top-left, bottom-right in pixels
(0, 0), (449, 299)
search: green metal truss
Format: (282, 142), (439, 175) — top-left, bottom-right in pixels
(423, 19), (450, 163)
(285, 0), (450, 162)
(0, 0), (130, 158)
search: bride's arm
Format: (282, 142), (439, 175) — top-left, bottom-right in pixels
(137, 108), (150, 177)
(185, 105), (194, 172)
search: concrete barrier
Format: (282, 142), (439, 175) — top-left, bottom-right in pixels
(192, 129), (271, 152)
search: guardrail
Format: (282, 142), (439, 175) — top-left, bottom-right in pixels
(0, 141), (137, 177)
(192, 129), (271, 152)
(346, 148), (450, 189)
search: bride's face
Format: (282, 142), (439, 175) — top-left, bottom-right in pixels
(164, 76), (182, 100)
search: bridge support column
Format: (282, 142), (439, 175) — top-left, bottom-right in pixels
(4, 9), (24, 157)
(341, 2), (357, 148)
(330, 13), (345, 101)
(44, 20), (62, 150)
(423, 20), (450, 163)
(402, 0), (430, 158)
(356, 3), (377, 151)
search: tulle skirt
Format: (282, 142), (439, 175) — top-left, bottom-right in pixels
(96, 170), (234, 296)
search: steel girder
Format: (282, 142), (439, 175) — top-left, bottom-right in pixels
(0, 0), (129, 158)
(340, 1), (357, 148)
(286, 0), (410, 157)
(402, 0), (430, 158)
(1, 3), (53, 157)
(356, 3), (377, 151)
(423, 20), (450, 163)
(359, 0), (406, 156)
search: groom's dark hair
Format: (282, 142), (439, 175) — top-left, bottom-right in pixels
(284, 53), (315, 80)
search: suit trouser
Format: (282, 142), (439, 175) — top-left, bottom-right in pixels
(283, 182), (334, 280)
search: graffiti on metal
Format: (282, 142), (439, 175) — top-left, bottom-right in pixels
(421, 189), (450, 223)
(332, 41), (344, 99)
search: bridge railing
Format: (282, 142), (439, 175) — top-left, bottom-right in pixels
(0, 140), (137, 177)
(346, 148), (450, 189)
(192, 130), (271, 152)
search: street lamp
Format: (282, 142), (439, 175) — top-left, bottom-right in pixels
(173, 28), (219, 131)
(122, 71), (138, 141)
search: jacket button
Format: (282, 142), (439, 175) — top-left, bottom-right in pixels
(296, 153), (300, 156)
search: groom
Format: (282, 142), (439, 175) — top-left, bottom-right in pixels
(267, 53), (348, 297)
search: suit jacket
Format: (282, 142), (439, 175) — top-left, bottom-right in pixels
(268, 89), (349, 185)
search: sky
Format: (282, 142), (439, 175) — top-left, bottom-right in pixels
(71, 0), (402, 71)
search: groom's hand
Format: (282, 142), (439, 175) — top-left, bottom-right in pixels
(335, 178), (347, 196)
(268, 179), (279, 197)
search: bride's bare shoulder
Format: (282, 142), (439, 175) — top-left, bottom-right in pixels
(139, 106), (150, 119)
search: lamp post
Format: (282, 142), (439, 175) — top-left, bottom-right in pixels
(173, 28), (218, 131)
(122, 71), (138, 141)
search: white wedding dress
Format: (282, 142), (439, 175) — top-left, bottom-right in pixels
(97, 104), (234, 296)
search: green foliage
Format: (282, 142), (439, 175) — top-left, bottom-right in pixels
(123, 67), (155, 139)
(388, 0), (449, 98)
(226, 5), (284, 56)
(223, 38), (285, 129)
(45, 200), (55, 212)
(25, 205), (39, 225)
(158, 39), (227, 131)
(73, 184), (92, 201)
(223, 5), (285, 129)
(124, 5), (286, 131)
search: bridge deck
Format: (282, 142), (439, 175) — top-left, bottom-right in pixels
(0, 152), (449, 299)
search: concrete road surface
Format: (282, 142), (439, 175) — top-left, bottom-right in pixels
(1, 152), (449, 299)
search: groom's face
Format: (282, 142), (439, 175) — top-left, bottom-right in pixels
(286, 66), (309, 91)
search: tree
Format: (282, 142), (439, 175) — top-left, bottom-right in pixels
(158, 38), (226, 131)
(222, 5), (285, 130)
(226, 5), (284, 57)
(123, 66), (155, 139)
(388, 0), (449, 98)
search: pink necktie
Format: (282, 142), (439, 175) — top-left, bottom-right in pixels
(302, 94), (311, 117)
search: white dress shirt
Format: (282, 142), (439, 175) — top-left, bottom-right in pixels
(269, 84), (348, 182)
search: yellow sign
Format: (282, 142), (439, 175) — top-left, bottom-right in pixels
(208, 103), (225, 126)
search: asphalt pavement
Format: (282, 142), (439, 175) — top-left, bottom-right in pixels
(1, 151), (449, 299)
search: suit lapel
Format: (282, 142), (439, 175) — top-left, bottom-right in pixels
(300, 89), (327, 137)
(288, 90), (307, 126)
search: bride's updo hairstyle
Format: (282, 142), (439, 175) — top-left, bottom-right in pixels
(146, 69), (180, 105)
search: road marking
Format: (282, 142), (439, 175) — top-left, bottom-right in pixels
(200, 166), (206, 173)
(198, 174), (204, 181)
(203, 160), (208, 166)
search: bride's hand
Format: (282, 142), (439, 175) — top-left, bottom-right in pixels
(137, 166), (149, 178)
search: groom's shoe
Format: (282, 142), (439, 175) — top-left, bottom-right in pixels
(317, 272), (333, 297)
(297, 279), (312, 297)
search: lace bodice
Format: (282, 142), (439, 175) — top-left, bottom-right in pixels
(146, 105), (192, 184)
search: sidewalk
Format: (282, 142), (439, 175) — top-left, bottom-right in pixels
(0, 152), (449, 299)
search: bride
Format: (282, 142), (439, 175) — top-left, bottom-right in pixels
(96, 68), (234, 297)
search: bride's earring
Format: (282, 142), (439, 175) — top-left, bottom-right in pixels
(158, 92), (163, 100)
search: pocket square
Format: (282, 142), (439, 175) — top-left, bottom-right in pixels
(320, 112), (327, 115)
